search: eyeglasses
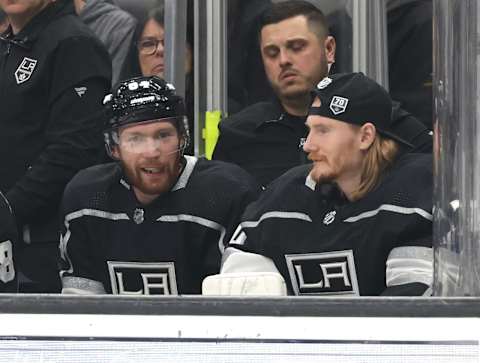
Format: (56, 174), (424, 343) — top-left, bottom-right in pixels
(137, 38), (164, 56)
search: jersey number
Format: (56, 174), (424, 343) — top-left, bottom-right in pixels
(0, 240), (14, 283)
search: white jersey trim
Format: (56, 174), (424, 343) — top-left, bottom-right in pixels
(343, 204), (433, 223)
(65, 209), (130, 223)
(172, 155), (197, 191)
(386, 246), (433, 288)
(157, 214), (226, 253)
(229, 212), (312, 247)
(61, 276), (106, 294)
(240, 211), (313, 229)
(305, 173), (316, 191)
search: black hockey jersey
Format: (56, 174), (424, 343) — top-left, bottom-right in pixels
(228, 153), (433, 296)
(0, 191), (17, 292)
(60, 156), (259, 295)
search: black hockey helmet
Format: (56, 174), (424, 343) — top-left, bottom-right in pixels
(103, 76), (190, 155)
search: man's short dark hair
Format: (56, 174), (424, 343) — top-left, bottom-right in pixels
(259, 1), (329, 41)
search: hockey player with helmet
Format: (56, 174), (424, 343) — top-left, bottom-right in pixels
(59, 76), (260, 295)
(204, 73), (432, 297)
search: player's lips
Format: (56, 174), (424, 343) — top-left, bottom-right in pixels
(140, 167), (164, 174)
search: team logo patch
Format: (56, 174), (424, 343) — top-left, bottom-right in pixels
(317, 77), (332, 90)
(329, 96), (349, 115)
(75, 86), (87, 97)
(108, 261), (178, 295)
(15, 57), (37, 84)
(323, 210), (336, 225)
(285, 250), (359, 296)
(133, 208), (145, 224)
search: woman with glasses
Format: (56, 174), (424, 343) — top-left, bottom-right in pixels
(120, 6), (194, 154)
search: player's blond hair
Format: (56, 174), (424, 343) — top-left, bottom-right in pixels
(350, 134), (399, 201)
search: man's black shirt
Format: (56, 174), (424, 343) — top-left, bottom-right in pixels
(213, 99), (308, 187)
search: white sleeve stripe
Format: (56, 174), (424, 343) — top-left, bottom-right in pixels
(59, 208), (129, 279)
(65, 209), (130, 223)
(61, 276), (106, 294)
(386, 247), (433, 287)
(388, 246), (432, 260)
(240, 211), (312, 229)
(386, 269), (432, 287)
(157, 214), (226, 253)
(343, 204), (432, 223)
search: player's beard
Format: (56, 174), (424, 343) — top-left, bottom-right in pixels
(308, 154), (343, 185)
(310, 161), (338, 185)
(122, 154), (184, 201)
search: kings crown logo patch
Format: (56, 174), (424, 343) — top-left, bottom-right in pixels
(15, 57), (37, 84)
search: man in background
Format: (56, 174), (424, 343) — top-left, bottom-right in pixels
(213, 1), (432, 187)
(0, 0), (111, 292)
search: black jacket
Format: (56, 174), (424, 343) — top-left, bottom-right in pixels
(0, 0), (111, 242)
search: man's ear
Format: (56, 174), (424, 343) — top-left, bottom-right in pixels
(111, 145), (120, 160)
(359, 122), (376, 150)
(324, 36), (336, 66)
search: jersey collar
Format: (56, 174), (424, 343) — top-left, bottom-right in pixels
(171, 155), (198, 191)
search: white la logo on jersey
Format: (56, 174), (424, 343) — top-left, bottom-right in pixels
(108, 261), (178, 295)
(285, 250), (359, 296)
(329, 96), (349, 115)
(15, 57), (37, 84)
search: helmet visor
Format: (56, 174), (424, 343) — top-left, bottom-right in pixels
(112, 117), (185, 155)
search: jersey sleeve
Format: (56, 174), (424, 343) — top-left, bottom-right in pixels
(226, 176), (288, 256)
(6, 37), (111, 227)
(59, 178), (106, 294)
(201, 167), (261, 280)
(0, 191), (17, 292)
(382, 155), (433, 296)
